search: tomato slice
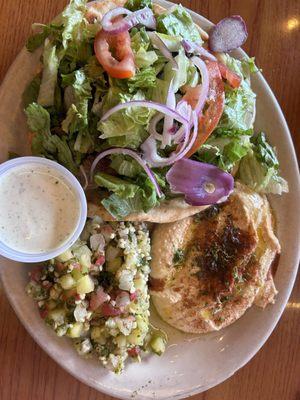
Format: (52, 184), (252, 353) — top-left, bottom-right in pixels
(218, 62), (242, 89)
(94, 28), (136, 79)
(185, 61), (225, 158)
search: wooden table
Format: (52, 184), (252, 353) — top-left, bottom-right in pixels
(0, 1), (299, 399)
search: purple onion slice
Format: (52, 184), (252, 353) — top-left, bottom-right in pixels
(101, 7), (156, 34)
(166, 158), (234, 206)
(209, 15), (248, 53)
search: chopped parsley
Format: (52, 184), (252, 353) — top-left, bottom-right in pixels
(173, 248), (185, 267)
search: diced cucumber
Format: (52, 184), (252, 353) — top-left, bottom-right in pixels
(114, 334), (127, 348)
(71, 268), (83, 281)
(106, 257), (122, 273)
(127, 328), (144, 346)
(67, 322), (83, 338)
(48, 308), (66, 323)
(56, 250), (73, 262)
(46, 300), (57, 310)
(59, 274), (75, 290)
(91, 326), (106, 344)
(150, 335), (166, 356)
(136, 315), (148, 333)
(134, 277), (146, 291)
(76, 275), (94, 294)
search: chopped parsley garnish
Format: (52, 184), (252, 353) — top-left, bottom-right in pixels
(173, 248), (185, 267)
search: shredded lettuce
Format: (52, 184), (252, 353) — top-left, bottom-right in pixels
(23, 75), (41, 107)
(125, 0), (152, 11)
(26, 23), (63, 52)
(163, 49), (190, 92)
(95, 172), (161, 219)
(25, 103), (51, 134)
(195, 133), (251, 172)
(238, 133), (288, 194)
(110, 155), (142, 178)
(37, 40), (59, 107)
(156, 5), (201, 43)
(98, 90), (155, 148)
(218, 55), (256, 132)
(94, 172), (139, 198)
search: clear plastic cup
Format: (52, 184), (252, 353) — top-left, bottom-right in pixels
(0, 156), (87, 263)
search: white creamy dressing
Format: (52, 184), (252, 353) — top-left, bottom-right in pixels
(0, 163), (80, 254)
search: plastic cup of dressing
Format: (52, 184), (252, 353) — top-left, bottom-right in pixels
(0, 156), (87, 262)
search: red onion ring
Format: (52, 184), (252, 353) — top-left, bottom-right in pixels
(190, 56), (210, 115)
(90, 148), (162, 197)
(141, 109), (198, 167)
(101, 7), (156, 34)
(101, 100), (190, 127)
(161, 80), (176, 149)
(182, 39), (217, 62)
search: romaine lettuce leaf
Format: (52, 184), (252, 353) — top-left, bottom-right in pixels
(110, 155), (142, 178)
(61, 69), (94, 153)
(238, 133), (288, 194)
(98, 90), (155, 148)
(156, 5), (201, 43)
(195, 133), (251, 172)
(218, 55), (257, 132)
(26, 23), (63, 52)
(37, 40), (59, 107)
(163, 49), (190, 92)
(94, 172), (138, 198)
(125, 0), (152, 11)
(23, 75), (41, 107)
(25, 103), (51, 134)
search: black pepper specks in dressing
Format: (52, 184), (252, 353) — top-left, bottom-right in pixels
(0, 163), (80, 254)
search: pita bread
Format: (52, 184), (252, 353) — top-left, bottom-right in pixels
(87, 189), (209, 223)
(86, 0), (211, 222)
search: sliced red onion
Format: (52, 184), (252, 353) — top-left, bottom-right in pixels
(90, 148), (162, 197)
(89, 287), (110, 311)
(166, 158), (234, 206)
(141, 109), (198, 167)
(182, 39), (217, 61)
(101, 100), (189, 127)
(149, 113), (165, 141)
(190, 57), (210, 115)
(101, 7), (156, 34)
(90, 233), (105, 253)
(115, 291), (131, 309)
(209, 15), (248, 53)
(148, 32), (178, 70)
(161, 80), (176, 149)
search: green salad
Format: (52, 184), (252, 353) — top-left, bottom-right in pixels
(23, 0), (287, 220)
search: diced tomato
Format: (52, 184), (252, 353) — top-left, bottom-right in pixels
(94, 28), (135, 79)
(182, 85), (202, 109)
(127, 346), (141, 357)
(89, 287), (109, 311)
(61, 288), (77, 301)
(130, 292), (138, 301)
(95, 256), (105, 266)
(30, 266), (42, 282)
(218, 62), (242, 89)
(185, 60), (225, 157)
(55, 262), (66, 272)
(39, 307), (48, 319)
(101, 302), (122, 317)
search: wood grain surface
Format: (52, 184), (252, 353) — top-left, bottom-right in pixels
(0, 1), (299, 399)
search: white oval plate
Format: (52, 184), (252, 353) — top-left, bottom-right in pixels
(0, 1), (299, 399)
